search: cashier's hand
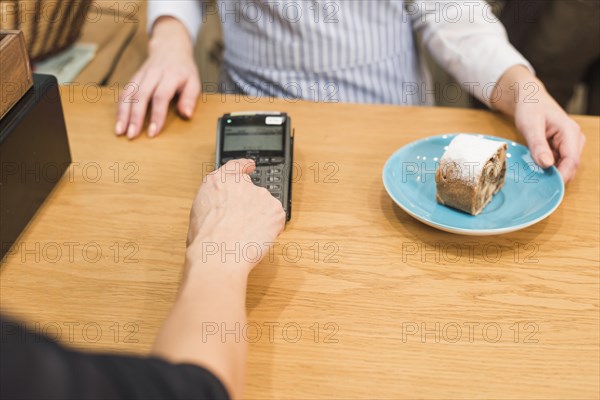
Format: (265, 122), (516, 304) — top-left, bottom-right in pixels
(116, 17), (200, 139)
(514, 93), (585, 184)
(185, 159), (286, 274)
(495, 65), (585, 183)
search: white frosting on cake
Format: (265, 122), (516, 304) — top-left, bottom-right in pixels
(439, 134), (505, 183)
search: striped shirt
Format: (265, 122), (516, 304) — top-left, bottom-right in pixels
(148, 0), (531, 107)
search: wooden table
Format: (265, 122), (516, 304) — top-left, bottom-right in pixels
(1, 89), (599, 399)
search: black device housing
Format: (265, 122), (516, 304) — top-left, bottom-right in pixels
(0, 74), (72, 261)
(216, 112), (293, 221)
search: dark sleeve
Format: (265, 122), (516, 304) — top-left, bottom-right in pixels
(0, 316), (230, 400)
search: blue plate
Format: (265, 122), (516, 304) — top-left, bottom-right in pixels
(382, 134), (564, 235)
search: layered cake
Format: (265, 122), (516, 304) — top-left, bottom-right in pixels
(435, 134), (508, 216)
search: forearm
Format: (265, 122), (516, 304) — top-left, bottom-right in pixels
(492, 64), (552, 117)
(152, 255), (250, 399)
(149, 17), (195, 56)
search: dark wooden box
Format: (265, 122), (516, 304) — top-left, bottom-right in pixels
(0, 74), (72, 261)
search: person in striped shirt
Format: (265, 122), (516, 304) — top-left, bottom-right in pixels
(116, 0), (585, 183)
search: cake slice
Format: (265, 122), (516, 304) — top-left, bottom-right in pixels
(435, 134), (508, 216)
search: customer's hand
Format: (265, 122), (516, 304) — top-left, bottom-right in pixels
(185, 159), (286, 275)
(115, 17), (200, 139)
(155, 160), (284, 399)
(494, 65), (585, 183)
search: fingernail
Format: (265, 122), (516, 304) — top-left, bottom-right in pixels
(127, 123), (136, 139)
(540, 153), (553, 168)
(148, 123), (157, 137)
(185, 107), (193, 118)
(115, 121), (124, 135)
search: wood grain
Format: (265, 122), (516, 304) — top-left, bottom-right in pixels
(1, 89), (598, 399)
(0, 30), (33, 119)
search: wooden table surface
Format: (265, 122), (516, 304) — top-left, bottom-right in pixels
(1, 89), (599, 399)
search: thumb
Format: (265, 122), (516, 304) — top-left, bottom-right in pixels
(223, 159), (256, 175)
(239, 159), (256, 175)
(520, 116), (555, 169)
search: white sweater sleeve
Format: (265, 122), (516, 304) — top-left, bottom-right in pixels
(410, 0), (534, 108)
(147, 0), (205, 42)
